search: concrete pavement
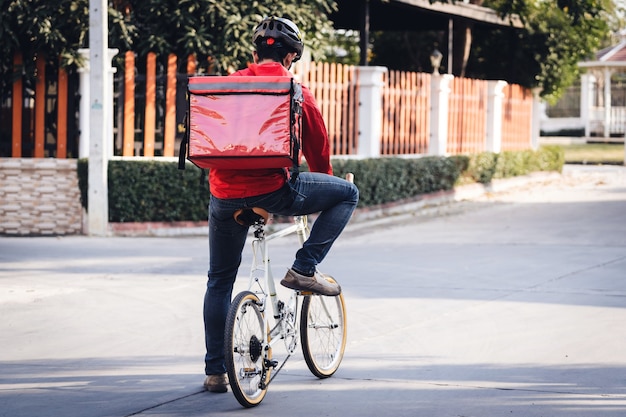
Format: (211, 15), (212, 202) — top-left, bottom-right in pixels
(1, 165), (625, 416)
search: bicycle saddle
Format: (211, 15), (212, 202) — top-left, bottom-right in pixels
(233, 207), (270, 226)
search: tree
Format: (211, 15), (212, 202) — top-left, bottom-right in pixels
(111, 0), (337, 73)
(0, 0), (131, 95)
(323, 29), (361, 65)
(368, 0), (613, 102)
(480, 0), (612, 101)
(0, 0), (336, 95)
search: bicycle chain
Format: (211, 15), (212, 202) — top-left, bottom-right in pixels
(267, 353), (291, 385)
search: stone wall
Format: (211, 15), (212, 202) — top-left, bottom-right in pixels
(0, 158), (83, 235)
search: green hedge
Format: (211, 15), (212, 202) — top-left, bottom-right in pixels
(329, 156), (461, 207)
(77, 146), (564, 222)
(77, 159), (211, 222)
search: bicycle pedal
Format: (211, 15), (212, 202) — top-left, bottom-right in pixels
(264, 359), (278, 369)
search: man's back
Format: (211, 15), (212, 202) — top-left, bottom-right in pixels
(208, 62), (332, 199)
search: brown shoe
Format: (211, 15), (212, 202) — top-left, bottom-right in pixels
(280, 269), (341, 296)
(204, 374), (228, 393)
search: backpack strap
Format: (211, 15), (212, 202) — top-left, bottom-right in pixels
(289, 80), (304, 181)
(178, 111), (189, 170)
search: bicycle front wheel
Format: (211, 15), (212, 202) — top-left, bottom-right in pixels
(225, 291), (270, 408)
(300, 283), (347, 378)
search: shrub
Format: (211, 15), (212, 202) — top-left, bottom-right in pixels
(467, 152), (498, 183)
(77, 147), (564, 222)
(77, 159), (211, 222)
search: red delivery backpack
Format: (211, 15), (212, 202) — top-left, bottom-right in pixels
(179, 75), (303, 175)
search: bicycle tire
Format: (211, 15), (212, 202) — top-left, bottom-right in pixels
(300, 280), (347, 378)
(225, 291), (271, 407)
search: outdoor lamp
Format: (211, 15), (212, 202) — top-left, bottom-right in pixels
(430, 49), (443, 75)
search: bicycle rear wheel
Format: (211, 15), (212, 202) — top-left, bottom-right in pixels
(300, 281), (347, 378)
(225, 291), (270, 407)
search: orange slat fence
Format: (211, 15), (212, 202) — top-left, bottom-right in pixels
(382, 70), (430, 155)
(122, 51), (136, 156)
(56, 64), (69, 158)
(0, 53), (79, 158)
(143, 52), (157, 157)
(34, 55), (46, 158)
(117, 52), (194, 157)
(163, 53), (177, 157)
(2, 51), (536, 161)
(296, 62), (359, 156)
(501, 83), (533, 151)
(11, 53), (24, 157)
(447, 77), (488, 155)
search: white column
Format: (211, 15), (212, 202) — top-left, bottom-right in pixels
(429, 74), (454, 156)
(77, 51), (90, 159)
(603, 67), (612, 138)
(357, 66), (387, 158)
(87, 0), (111, 236)
(531, 88), (543, 150)
(78, 48), (118, 159)
(486, 80), (507, 153)
(580, 73), (595, 138)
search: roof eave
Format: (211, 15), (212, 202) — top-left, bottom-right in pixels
(396, 0), (524, 28)
(579, 61), (626, 68)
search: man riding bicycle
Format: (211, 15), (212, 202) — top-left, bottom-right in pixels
(202, 16), (359, 393)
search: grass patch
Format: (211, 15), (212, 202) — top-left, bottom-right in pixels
(559, 143), (625, 165)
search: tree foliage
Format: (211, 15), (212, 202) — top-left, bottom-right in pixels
(0, 0), (617, 101)
(0, 0), (130, 94)
(484, 0), (612, 102)
(370, 0), (613, 102)
(109, 0), (337, 73)
(0, 0), (336, 94)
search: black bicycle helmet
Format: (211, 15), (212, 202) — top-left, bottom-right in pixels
(253, 17), (304, 62)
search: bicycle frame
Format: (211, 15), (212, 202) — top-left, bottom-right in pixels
(226, 212), (348, 407)
(247, 216), (309, 354)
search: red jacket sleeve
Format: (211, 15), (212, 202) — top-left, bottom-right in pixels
(301, 86), (333, 175)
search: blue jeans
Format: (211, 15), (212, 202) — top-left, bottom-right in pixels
(203, 172), (359, 375)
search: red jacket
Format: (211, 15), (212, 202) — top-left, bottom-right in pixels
(208, 62), (333, 199)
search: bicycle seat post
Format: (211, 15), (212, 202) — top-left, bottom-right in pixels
(293, 215), (308, 245)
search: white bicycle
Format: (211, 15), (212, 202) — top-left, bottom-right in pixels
(224, 209), (348, 408)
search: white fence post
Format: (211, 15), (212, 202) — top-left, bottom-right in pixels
(357, 66), (387, 158)
(429, 74), (453, 156)
(531, 88), (543, 150)
(486, 80), (507, 153)
(603, 67), (613, 138)
(580, 73), (595, 138)
(86, 0), (118, 236)
(77, 48), (118, 159)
